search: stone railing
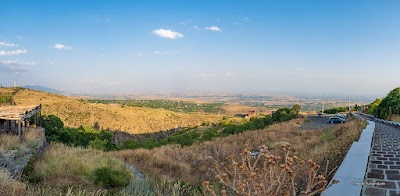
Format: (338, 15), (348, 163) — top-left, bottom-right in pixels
(359, 113), (400, 127)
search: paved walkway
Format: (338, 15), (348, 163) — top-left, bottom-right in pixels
(363, 123), (400, 196)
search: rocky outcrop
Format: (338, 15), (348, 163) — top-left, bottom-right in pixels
(113, 127), (183, 145)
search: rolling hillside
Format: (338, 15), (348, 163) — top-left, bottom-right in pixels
(5, 88), (222, 134)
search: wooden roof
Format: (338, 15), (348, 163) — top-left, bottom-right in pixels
(0, 105), (41, 121)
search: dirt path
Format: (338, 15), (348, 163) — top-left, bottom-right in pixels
(125, 163), (145, 181)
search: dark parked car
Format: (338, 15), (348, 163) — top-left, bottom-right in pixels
(328, 116), (346, 124)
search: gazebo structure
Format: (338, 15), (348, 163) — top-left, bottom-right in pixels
(0, 105), (42, 142)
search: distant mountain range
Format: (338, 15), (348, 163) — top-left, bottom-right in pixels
(22, 85), (63, 94)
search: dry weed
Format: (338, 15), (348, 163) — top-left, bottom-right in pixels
(203, 144), (328, 196)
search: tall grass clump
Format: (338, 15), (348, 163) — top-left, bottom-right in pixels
(27, 143), (131, 190)
(203, 144), (328, 196)
(0, 133), (20, 152)
(0, 169), (27, 196)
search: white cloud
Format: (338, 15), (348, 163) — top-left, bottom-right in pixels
(152, 51), (179, 56)
(52, 43), (72, 50)
(0, 50), (27, 56)
(295, 67), (306, 71)
(0, 41), (17, 47)
(192, 25), (200, 30)
(0, 59), (37, 72)
(153, 29), (184, 39)
(205, 26), (221, 31)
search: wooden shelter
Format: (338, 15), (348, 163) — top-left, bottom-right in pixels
(0, 104), (42, 142)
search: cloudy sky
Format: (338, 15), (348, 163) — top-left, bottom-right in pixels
(1, 0), (400, 97)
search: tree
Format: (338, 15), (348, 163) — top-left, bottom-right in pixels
(353, 104), (360, 111)
(292, 104), (301, 114)
(368, 98), (381, 116)
(375, 87), (400, 119)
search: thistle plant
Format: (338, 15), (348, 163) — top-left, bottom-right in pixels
(203, 144), (328, 196)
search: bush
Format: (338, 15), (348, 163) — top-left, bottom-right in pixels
(121, 140), (142, 149)
(323, 107), (348, 114)
(92, 167), (130, 188)
(142, 138), (161, 149)
(40, 115), (117, 151)
(89, 138), (107, 151)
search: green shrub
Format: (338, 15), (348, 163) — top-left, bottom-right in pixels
(142, 138), (161, 149)
(40, 115), (117, 151)
(92, 167), (130, 188)
(121, 140), (142, 149)
(89, 138), (107, 151)
(323, 107), (348, 114)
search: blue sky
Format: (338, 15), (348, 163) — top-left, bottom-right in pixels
(1, 0), (400, 97)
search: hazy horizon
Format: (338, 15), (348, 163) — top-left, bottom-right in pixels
(1, 0), (400, 98)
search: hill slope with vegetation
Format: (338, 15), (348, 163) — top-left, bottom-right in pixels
(1, 88), (222, 134)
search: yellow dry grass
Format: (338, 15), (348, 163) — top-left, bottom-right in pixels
(8, 88), (223, 134)
(221, 104), (273, 115)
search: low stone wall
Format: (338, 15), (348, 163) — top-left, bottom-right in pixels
(322, 115), (375, 195)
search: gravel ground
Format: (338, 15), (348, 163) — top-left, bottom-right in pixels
(297, 115), (345, 131)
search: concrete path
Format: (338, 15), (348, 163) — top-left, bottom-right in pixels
(363, 123), (400, 196)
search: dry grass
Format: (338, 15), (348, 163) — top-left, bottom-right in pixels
(0, 169), (27, 196)
(8, 88), (223, 134)
(203, 145), (328, 195)
(30, 143), (130, 190)
(391, 114), (400, 121)
(0, 133), (20, 152)
(221, 104), (273, 115)
(0, 128), (44, 154)
(109, 117), (365, 187)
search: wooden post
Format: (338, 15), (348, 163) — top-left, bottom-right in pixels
(22, 120), (25, 142)
(4, 121), (8, 132)
(18, 120), (22, 143)
(34, 113), (37, 128)
(26, 118), (30, 128)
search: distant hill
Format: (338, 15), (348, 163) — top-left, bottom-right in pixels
(1, 88), (222, 134)
(22, 85), (63, 94)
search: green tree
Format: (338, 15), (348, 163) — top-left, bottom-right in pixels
(368, 98), (381, 116)
(375, 87), (400, 119)
(292, 104), (301, 114)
